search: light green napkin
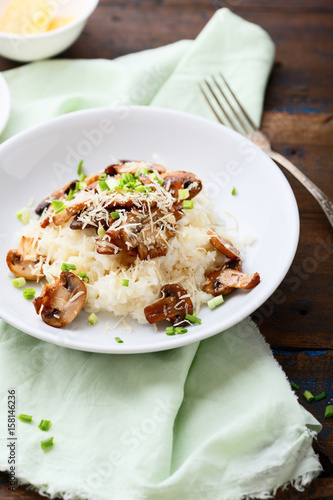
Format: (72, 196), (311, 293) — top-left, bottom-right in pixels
(0, 8), (322, 500)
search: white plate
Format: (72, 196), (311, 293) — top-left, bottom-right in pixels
(0, 74), (10, 136)
(0, 106), (299, 353)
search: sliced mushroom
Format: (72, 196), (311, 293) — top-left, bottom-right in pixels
(95, 239), (121, 255)
(6, 236), (45, 280)
(205, 260), (260, 296)
(144, 284), (193, 325)
(161, 171), (202, 200)
(35, 179), (77, 216)
(33, 272), (87, 328)
(207, 229), (240, 260)
(52, 201), (90, 226)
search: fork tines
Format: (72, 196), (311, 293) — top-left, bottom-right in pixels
(200, 73), (257, 135)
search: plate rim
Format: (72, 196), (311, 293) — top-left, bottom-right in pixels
(0, 73), (10, 136)
(0, 105), (300, 353)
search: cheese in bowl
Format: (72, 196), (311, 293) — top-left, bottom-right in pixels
(6, 160), (260, 333)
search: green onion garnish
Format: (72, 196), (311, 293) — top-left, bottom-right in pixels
(67, 189), (75, 201)
(185, 313), (201, 324)
(145, 186), (153, 193)
(324, 405), (333, 418)
(75, 181), (80, 191)
(16, 207), (30, 224)
(18, 414), (32, 423)
(99, 173), (107, 181)
(183, 200), (194, 210)
(179, 189), (190, 200)
(303, 390), (314, 402)
(122, 279), (129, 287)
(54, 205), (67, 214)
(79, 173), (87, 182)
(135, 185), (146, 193)
(12, 277), (26, 288)
(51, 200), (64, 209)
(38, 419), (52, 431)
(157, 179), (163, 186)
(231, 187), (236, 196)
(207, 295), (224, 310)
(79, 182), (86, 190)
(290, 381), (300, 390)
(175, 327), (188, 334)
(87, 313), (98, 325)
(77, 272), (89, 283)
(41, 437), (54, 451)
(115, 337), (123, 343)
(111, 211), (120, 220)
(314, 391), (326, 401)
(23, 288), (36, 300)
(99, 180), (110, 191)
(77, 160), (83, 176)
(166, 326), (175, 335)
(61, 263), (76, 272)
(98, 224), (106, 238)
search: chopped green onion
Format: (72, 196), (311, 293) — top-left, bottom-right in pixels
(290, 381), (300, 390)
(166, 326), (176, 336)
(148, 172), (158, 181)
(16, 207), (30, 224)
(67, 189), (75, 201)
(135, 185), (146, 193)
(99, 173), (107, 181)
(18, 414), (32, 423)
(98, 224), (106, 238)
(314, 391), (326, 401)
(12, 277), (26, 288)
(324, 405), (333, 418)
(111, 211), (120, 220)
(51, 199), (64, 209)
(61, 263), (76, 272)
(77, 272), (89, 283)
(207, 295), (224, 310)
(38, 419), (52, 431)
(179, 189), (190, 200)
(54, 205), (67, 214)
(41, 437), (54, 451)
(145, 186), (153, 193)
(231, 187), (236, 196)
(99, 180), (110, 191)
(157, 179), (163, 186)
(115, 337), (123, 343)
(23, 288), (36, 300)
(185, 313), (202, 325)
(134, 168), (149, 178)
(175, 327), (188, 334)
(77, 160), (83, 176)
(303, 390), (314, 402)
(75, 181), (80, 191)
(88, 313), (98, 325)
(183, 200), (194, 210)
(79, 182), (86, 190)
(122, 279), (129, 287)
(79, 173), (87, 182)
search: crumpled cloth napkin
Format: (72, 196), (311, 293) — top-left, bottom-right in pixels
(0, 8), (322, 500)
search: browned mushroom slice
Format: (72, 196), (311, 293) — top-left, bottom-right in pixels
(35, 179), (78, 216)
(207, 229), (240, 260)
(52, 201), (90, 226)
(161, 171), (202, 200)
(6, 236), (45, 280)
(95, 239), (121, 255)
(144, 284), (193, 325)
(204, 260), (260, 296)
(33, 272), (87, 328)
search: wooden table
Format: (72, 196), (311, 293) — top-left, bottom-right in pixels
(0, 1), (332, 498)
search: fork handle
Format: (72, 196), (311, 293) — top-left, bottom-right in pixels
(268, 150), (333, 229)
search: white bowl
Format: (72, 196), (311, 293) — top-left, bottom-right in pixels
(0, 0), (99, 62)
(0, 106), (300, 354)
(0, 73), (10, 135)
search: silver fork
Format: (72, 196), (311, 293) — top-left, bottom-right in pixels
(200, 74), (333, 229)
